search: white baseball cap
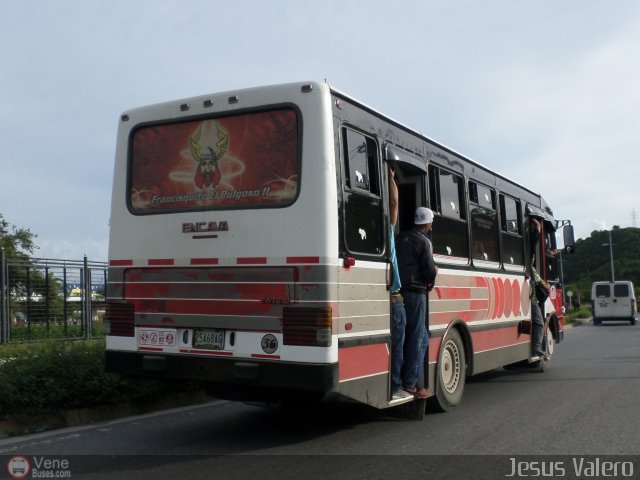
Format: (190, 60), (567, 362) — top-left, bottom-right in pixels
(414, 207), (434, 225)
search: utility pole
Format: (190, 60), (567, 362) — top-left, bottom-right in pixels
(601, 230), (615, 282)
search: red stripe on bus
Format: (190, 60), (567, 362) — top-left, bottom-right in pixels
(437, 274), (486, 288)
(338, 343), (389, 382)
(129, 298), (281, 316)
(179, 349), (233, 356)
(251, 353), (281, 359)
(469, 299), (490, 312)
(148, 259), (175, 266)
(433, 287), (473, 300)
(430, 310), (488, 324)
(110, 259), (133, 266)
(237, 257), (268, 264)
(286, 256), (320, 264)
(137, 324), (177, 329)
(139, 346), (164, 352)
(190, 258), (220, 265)
(471, 326), (528, 352)
(126, 281), (290, 302)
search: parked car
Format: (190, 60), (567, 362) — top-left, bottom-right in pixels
(591, 281), (637, 325)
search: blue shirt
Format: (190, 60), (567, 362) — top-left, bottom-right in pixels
(389, 224), (402, 293)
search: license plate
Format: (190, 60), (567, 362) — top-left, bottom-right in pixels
(193, 328), (225, 350)
(138, 328), (177, 347)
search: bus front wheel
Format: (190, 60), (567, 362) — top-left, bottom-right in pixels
(535, 329), (554, 372)
(430, 328), (466, 412)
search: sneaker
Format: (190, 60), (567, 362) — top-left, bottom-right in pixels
(403, 385), (429, 399)
(391, 389), (413, 401)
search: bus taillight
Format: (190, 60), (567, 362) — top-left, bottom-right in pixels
(105, 301), (135, 337)
(283, 306), (332, 347)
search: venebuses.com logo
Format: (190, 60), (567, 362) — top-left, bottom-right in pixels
(6, 455), (71, 478)
(7, 456), (30, 479)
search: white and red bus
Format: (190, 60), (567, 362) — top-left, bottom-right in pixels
(105, 81), (575, 414)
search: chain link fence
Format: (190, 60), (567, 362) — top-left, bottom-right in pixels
(0, 252), (107, 343)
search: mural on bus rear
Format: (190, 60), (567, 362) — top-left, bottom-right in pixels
(129, 108), (299, 212)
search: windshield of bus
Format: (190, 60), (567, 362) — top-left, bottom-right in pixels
(128, 108), (299, 213)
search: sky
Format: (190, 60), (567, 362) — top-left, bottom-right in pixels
(1, 0), (639, 262)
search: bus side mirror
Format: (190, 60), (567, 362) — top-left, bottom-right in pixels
(563, 224), (576, 254)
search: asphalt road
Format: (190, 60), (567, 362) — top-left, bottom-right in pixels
(1, 321), (639, 479)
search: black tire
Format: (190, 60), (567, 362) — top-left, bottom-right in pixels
(429, 328), (466, 412)
(593, 316), (601, 326)
(630, 317), (637, 326)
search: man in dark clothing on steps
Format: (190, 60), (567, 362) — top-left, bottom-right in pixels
(396, 207), (438, 398)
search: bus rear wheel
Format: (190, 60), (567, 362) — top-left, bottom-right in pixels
(430, 328), (466, 412)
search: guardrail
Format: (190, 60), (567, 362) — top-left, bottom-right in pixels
(0, 253), (107, 344)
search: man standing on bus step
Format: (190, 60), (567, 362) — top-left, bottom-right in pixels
(387, 166), (413, 401)
(529, 265), (550, 358)
(529, 218), (550, 358)
(396, 207), (438, 398)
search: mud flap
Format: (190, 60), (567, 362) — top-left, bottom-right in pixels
(397, 397), (426, 420)
(549, 315), (563, 344)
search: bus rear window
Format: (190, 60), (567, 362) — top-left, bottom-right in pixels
(129, 108), (299, 213)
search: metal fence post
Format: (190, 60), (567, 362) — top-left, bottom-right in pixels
(84, 255), (92, 339)
(0, 248), (8, 343)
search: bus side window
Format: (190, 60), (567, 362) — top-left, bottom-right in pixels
(342, 128), (383, 256)
(469, 181), (499, 263)
(428, 165), (469, 259)
(545, 226), (558, 281)
(499, 194), (524, 267)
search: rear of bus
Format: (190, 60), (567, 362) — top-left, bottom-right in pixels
(105, 82), (341, 401)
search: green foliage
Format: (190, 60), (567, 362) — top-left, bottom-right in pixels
(565, 306), (591, 323)
(0, 213), (37, 258)
(9, 322), (106, 342)
(0, 340), (120, 417)
(0, 340), (209, 419)
(562, 227), (640, 300)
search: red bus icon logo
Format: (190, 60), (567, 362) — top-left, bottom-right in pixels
(7, 456), (30, 479)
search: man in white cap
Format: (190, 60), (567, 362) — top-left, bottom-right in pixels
(395, 206), (438, 398)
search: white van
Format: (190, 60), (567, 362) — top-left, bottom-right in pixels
(591, 281), (637, 325)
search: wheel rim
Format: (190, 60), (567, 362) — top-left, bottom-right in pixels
(545, 330), (554, 356)
(441, 339), (461, 394)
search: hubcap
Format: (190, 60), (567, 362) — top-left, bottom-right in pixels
(441, 339), (461, 394)
(546, 331), (554, 356)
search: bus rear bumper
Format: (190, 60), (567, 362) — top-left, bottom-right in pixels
(105, 350), (338, 397)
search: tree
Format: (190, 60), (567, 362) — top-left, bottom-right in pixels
(0, 213), (38, 259)
(562, 227), (640, 300)
(1, 214), (44, 325)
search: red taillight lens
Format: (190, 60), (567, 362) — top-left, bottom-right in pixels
(105, 301), (135, 337)
(283, 306), (332, 347)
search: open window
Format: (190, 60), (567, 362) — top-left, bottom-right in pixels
(469, 181), (499, 268)
(342, 127), (383, 256)
(428, 164), (469, 264)
(499, 194), (524, 271)
(384, 145), (426, 233)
